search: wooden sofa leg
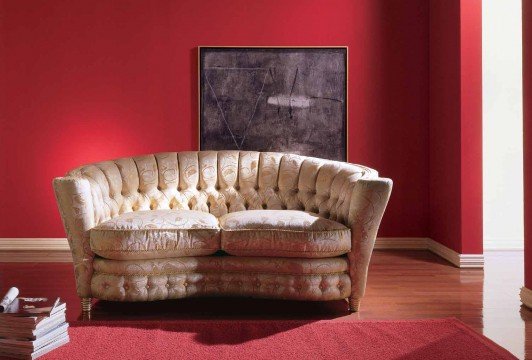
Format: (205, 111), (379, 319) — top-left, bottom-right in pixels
(348, 297), (361, 313)
(81, 297), (92, 314)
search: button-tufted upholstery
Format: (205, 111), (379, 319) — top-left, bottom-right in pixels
(53, 151), (392, 312)
(91, 257), (352, 302)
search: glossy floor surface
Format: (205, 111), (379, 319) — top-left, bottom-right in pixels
(0, 250), (529, 359)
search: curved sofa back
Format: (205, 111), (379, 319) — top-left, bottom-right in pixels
(66, 151), (377, 226)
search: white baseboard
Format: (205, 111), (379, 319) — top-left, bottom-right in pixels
(520, 287), (532, 308)
(0, 238), (70, 251)
(373, 237), (427, 249)
(0, 238), (72, 262)
(0, 237), (484, 268)
(375, 237), (484, 268)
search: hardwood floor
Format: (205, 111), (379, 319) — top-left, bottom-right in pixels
(0, 250), (529, 359)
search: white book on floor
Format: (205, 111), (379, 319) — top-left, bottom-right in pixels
(0, 312), (66, 339)
(0, 298), (66, 323)
(0, 334), (69, 360)
(0, 323), (68, 353)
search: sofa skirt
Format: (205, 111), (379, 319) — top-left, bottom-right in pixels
(90, 256), (351, 302)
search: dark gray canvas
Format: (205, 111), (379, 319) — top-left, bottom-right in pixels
(199, 47), (347, 161)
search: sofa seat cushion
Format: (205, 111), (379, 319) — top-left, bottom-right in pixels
(90, 210), (220, 260)
(219, 210), (351, 258)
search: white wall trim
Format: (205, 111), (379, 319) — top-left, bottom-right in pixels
(0, 237), (484, 267)
(520, 287), (532, 308)
(375, 237), (484, 268)
(0, 238), (70, 251)
(373, 237), (428, 250)
(0, 238), (72, 262)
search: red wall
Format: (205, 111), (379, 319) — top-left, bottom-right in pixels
(429, 0), (462, 253)
(0, 0), (430, 239)
(459, 0), (483, 254)
(523, 0), (532, 288)
(429, 0), (482, 254)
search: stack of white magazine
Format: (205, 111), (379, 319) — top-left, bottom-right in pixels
(0, 288), (69, 359)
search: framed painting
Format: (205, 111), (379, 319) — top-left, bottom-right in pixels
(198, 46), (348, 161)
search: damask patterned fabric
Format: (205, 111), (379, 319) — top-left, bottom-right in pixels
(64, 151), (375, 224)
(53, 150), (392, 308)
(92, 256), (350, 275)
(91, 256), (351, 302)
(220, 210), (351, 258)
(92, 271), (351, 302)
(90, 210), (220, 260)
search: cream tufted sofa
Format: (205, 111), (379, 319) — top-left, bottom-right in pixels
(53, 151), (392, 313)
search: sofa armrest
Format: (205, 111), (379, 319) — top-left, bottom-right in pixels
(53, 176), (96, 298)
(347, 177), (393, 300)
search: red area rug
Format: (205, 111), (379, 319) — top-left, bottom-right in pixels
(43, 318), (515, 360)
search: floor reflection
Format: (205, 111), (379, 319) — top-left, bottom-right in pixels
(483, 251), (525, 359)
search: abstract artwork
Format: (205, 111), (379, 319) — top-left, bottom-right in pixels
(199, 47), (347, 161)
